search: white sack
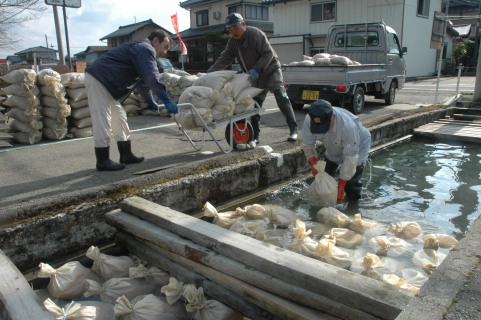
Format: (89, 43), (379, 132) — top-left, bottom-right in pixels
(193, 70), (237, 92)
(1, 69), (36, 85)
(86, 245), (136, 281)
(306, 161), (337, 207)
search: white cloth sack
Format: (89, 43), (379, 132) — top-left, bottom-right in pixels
(84, 278), (157, 304)
(306, 161), (337, 207)
(86, 246), (136, 281)
(114, 294), (190, 320)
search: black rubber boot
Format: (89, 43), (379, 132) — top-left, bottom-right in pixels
(117, 140), (144, 164)
(95, 147), (125, 171)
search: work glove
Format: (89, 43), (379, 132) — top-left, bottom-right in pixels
(307, 156), (318, 176)
(159, 92), (178, 114)
(144, 95), (160, 113)
(247, 68), (261, 82)
(337, 179), (348, 204)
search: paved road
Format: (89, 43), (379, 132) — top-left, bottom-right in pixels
(0, 76), (475, 213)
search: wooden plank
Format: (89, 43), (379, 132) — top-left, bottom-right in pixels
(116, 232), (339, 320)
(0, 250), (54, 320)
(119, 196), (412, 320)
(435, 119), (481, 127)
(106, 210), (374, 320)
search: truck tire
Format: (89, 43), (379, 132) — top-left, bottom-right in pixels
(384, 82), (396, 105)
(350, 87), (365, 114)
(290, 100), (304, 110)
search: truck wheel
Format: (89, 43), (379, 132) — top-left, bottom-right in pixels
(384, 82), (396, 105)
(290, 100), (304, 110)
(350, 87), (365, 114)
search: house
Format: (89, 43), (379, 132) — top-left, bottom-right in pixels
(12, 46), (58, 65)
(100, 19), (173, 48)
(445, 0), (480, 40)
(178, 0), (274, 66)
(73, 46), (109, 63)
(258, 0), (450, 77)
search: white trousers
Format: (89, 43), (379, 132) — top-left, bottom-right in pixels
(85, 73), (130, 148)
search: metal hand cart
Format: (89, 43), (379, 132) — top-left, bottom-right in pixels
(173, 102), (264, 154)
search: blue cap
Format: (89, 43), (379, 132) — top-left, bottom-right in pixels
(226, 13), (244, 28)
(309, 100), (333, 134)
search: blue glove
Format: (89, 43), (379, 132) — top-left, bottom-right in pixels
(247, 68), (261, 82)
(159, 92), (178, 114)
(144, 95), (160, 113)
(206, 69), (214, 73)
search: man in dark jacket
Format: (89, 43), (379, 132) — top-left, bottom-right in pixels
(85, 29), (178, 171)
(208, 13), (298, 143)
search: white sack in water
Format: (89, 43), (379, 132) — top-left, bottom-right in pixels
(202, 201), (240, 228)
(287, 220), (318, 256)
(382, 274), (419, 294)
(229, 219), (269, 236)
(351, 253), (402, 276)
(314, 237), (352, 269)
(422, 233), (458, 249)
(37, 261), (101, 299)
(316, 207), (351, 228)
(86, 245), (136, 281)
(306, 161), (337, 207)
(388, 221), (422, 239)
(256, 228), (291, 247)
(183, 285), (243, 320)
(161, 277), (185, 305)
(368, 235), (412, 257)
(348, 213), (386, 237)
(43, 299), (98, 320)
(328, 228), (364, 249)
(129, 264), (170, 287)
(84, 278), (157, 304)
(304, 221), (331, 239)
(263, 204), (297, 227)
(193, 70), (237, 92)
(401, 269), (429, 288)
(114, 294), (190, 320)
(235, 204), (266, 220)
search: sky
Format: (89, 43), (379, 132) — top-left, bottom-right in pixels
(1, 0), (191, 58)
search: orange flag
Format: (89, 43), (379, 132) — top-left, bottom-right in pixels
(171, 13), (187, 54)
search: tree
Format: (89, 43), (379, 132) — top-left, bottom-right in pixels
(0, 0), (47, 50)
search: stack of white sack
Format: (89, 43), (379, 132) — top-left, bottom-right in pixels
(121, 92), (141, 116)
(0, 105), (13, 147)
(1, 69), (43, 144)
(37, 69), (69, 140)
(61, 72), (92, 138)
(286, 53), (360, 66)
(175, 71), (263, 129)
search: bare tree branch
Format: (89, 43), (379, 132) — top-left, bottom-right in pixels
(0, 0), (47, 52)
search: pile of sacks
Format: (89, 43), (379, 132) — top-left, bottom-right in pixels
(175, 70), (263, 129)
(37, 69), (70, 140)
(61, 72), (93, 138)
(37, 245), (242, 320)
(1, 69), (43, 144)
(286, 53), (361, 66)
(0, 105), (12, 147)
(203, 201), (459, 294)
(121, 92), (142, 116)
(159, 69), (192, 103)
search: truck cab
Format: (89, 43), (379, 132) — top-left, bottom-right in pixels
(283, 22), (407, 114)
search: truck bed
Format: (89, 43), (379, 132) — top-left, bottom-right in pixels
(281, 63), (387, 85)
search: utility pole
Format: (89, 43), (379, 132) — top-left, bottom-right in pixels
(435, 0), (450, 104)
(53, 5), (65, 65)
(45, 34), (51, 64)
(62, 4), (72, 70)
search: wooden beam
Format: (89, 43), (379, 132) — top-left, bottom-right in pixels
(0, 250), (54, 320)
(116, 232), (337, 320)
(118, 196), (412, 320)
(106, 209), (375, 320)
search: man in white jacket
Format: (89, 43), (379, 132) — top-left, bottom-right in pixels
(301, 100), (371, 203)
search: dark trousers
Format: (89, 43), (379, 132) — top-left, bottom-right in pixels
(251, 87), (297, 140)
(325, 158), (364, 201)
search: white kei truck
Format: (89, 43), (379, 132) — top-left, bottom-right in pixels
(282, 21), (407, 114)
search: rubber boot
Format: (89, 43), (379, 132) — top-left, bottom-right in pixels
(95, 147), (125, 171)
(117, 140), (144, 165)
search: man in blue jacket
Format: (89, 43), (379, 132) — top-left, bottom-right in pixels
(85, 29), (178, 171)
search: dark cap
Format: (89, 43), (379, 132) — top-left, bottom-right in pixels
(309, 100), (334, 134)
(226, 13), (244, 28)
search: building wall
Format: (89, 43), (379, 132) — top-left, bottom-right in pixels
(269, 0), (442, 77)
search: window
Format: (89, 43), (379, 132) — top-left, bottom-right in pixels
(333, 31), (379, 47)
(311, 1), (336, 22)
(417, 0), (430, 17)
(245, 5), (268, 21)
(387, 32), (401, 54)
(228, 6), (241, 15)
(196, 10), (208, 26)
